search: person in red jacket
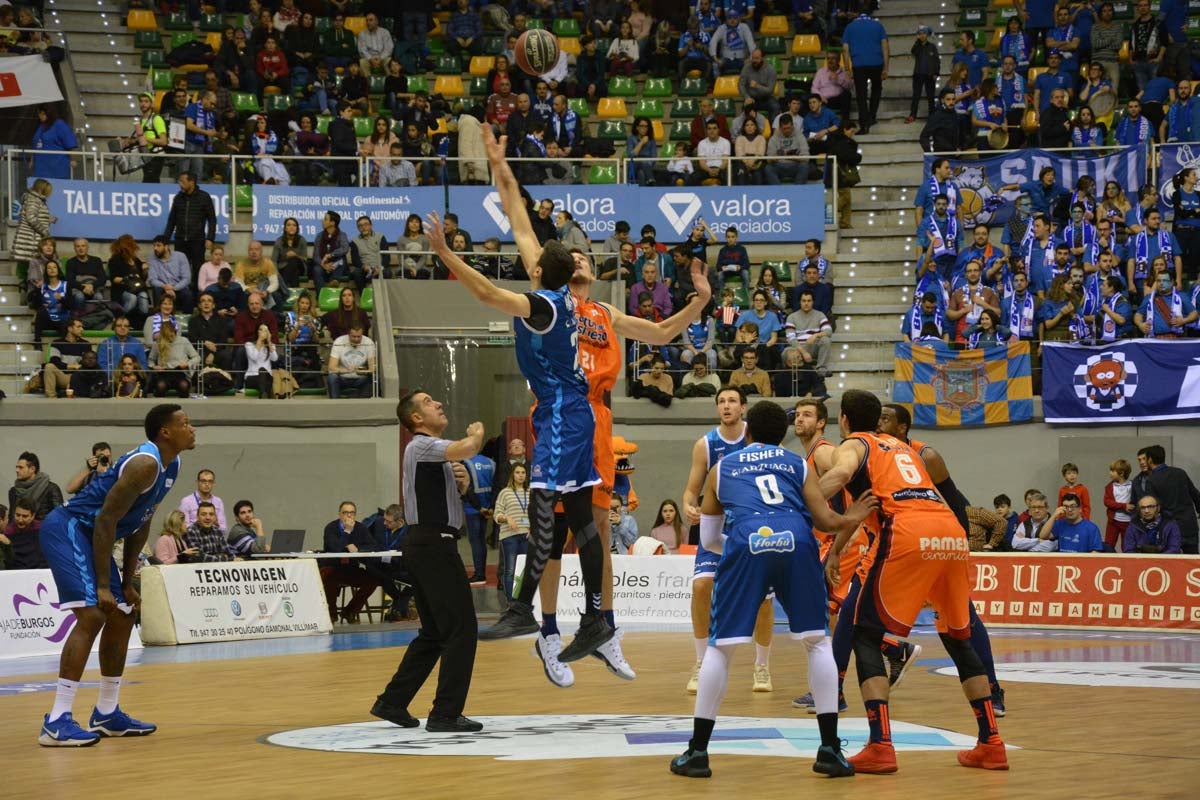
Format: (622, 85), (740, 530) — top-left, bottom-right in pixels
(255, 35), (290, 99)
(1058, 462), (1092, 520)
(1102, 458), (1133, 551)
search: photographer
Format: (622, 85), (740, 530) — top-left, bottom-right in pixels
(65, 442), (113, 496)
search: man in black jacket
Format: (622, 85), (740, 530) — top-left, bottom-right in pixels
(163, 171), (216, 290)
(64, 238), (108, 305)
(328, 101), (360, 187)
(9, 452), (64, 521)
(320, 500), (378, 623)
(1145, 445), (1200, 554)
(920, 89), (962, 153)
(1038, 88), (1072, 148)
(519, 122), (549, 186)
(188, 293), (234, 370)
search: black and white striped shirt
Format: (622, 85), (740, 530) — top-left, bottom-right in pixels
(403, 434), (464, 532)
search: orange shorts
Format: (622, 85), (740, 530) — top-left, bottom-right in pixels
(819, 528), (865, 613)
(591, 401), (614, 508)
(856, 511), (972, 639)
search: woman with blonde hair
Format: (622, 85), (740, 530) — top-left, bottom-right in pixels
(147, 319), (200, 397)
(13, 178), (54, 292)
(153, 510), (199, 564)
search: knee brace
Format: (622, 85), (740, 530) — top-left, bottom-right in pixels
(852, 625), (888, 684)
(939, 632), (987, 681)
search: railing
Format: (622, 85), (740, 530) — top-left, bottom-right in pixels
(378, 248), (622, 280)
(4, 148), (99, 221)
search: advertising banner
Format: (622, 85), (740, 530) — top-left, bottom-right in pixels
(522, 554), (694, 629)
(892, 341), (1034, 427)
(0, 55), (64, 108)
(0, 569), (143, 660)
(147, 560), (331, 645)
(41, 179), (232, 242)
(1041, 340), (1200, 423)
(971, 554), (1200, 633)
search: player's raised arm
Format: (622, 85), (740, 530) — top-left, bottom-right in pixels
(92, 456), (158, 611)
(426, 212), (532, 318)
(682, 435), (710, 526)
(609, 257), (713, 345)
(482, 125), (543, 276)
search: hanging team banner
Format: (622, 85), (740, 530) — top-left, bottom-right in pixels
(0, 55), (64, 108)
(1156, 141), (1200, 220)
(0, 569), (143, 660)
(921, 145), (1146, 228)
(37, 179), (232, 242)
(1041, 340), (1200, 423)
(892, 341), (1034, 427)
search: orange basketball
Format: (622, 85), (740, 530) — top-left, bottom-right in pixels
(514, 29), (560, 77)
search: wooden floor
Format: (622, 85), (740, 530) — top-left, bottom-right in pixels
(1, 629), (1197, 799)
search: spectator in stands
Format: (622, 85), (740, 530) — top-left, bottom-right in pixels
(1046, 5), (1082, 68)
(605, 493), (638, 553)
(710, 8), (754, 74)
(920, 88), (962, 152)
(802, 93), (840, 157)
(1012, 492), (1057, 551)
(268, 218), (307, 290)
(677, 15), (714, 81)
(323, 286), (371, 341)
(95, 316), (144, 378)
(10, 452), (63, 521)
(1090, 274), (1134, 341)
(147, 320), (199, 398)
(626, 117), (658, 186)
(964, 308), (1009, 348)
(841, 1), (888, 133)
(327, 324), (376, 399)
(1144, 445), (1200, 554)
(189, 293), (233, 371)
(811, 50), (852, 124)
(953, 29), (991, 90)
(179, 92), (218, 180)
(1135, 271), (1196, 337)
(29, 105), (77, 180)
(689, 98), (731, 152)
(152, 511), (195, 564)
(628, 261), (673, 318)
(226, 500), (268, 558)
(1161, 80), (1196, 143)
(919, 193), (962, 282)
(737, 290), (784, 366)
(1103, 458), (1134, 550)
(691, 119), (732, 185)
(216, 27), (257, 94)
(994, 494), (1020, 550)
(237, 321), (275, 398)
(284, 11), (321, 80)
(971, 79), (1007, 151)
(1125, 495), (1184, 554)
(1070, 105), (1106, 149)
(64, 442), (112, 497)
(41, 319), (91, 399)
(646, 499), (684, 553)
(947, 261), (1000, 342)
(606, 19), (639, 77)
(1090, 4), (1122, 87)
(65, 238), (108, 307)
(677, 357), (722, 398)
(1128, 209), (1182, 297)
(164, 172), (216, 290)
(321, 13), (358, 70)
(113, 353), (146, 398)
(207, 267), (246, 318)
(355, 12), (393, 75)
(485, 76), (519, 129)
(783, 289), (832, 376)
(1171, 167), (1200, 281)
(3, 499), (47, 569)
(731, 348), (773, 397)
(179, 469), (228, 531)
(280, 290), (323, 383)
(444, 0), (480, 62)
(754, 264), (788, 317)
(1058, 462), (1092, 519)
(1115, 98), (1153, 154)
(715, 227), (750, 289)
(732, 117), (767, 186)
(492, 463), (530, 598)
(1044, 493), (1104, 552)
(32, 261), (69, 345)
(398, 212), (432, 278)
(547, 94), (583, 156)
(360, 115), (400, 180)
(326, 102), (360, 187)
(793, 262), (834, 317)
(556, 211), (590, 253)
(739, 48), (778, 119)
(13, 179), (53, 293)
(631, 354), (674, 407)
(311, 209), (352, 289)
(184, 501), (239, 561)
(352, 215), (389, 285)
(902, 292), (946, 343)
(376, 142), (418, 187)
(1040, 272), (1088, 341)
(906, 26), (942, 125)
(232, 291), (279, 391)
(148, 236), (195, 314)
(144, 293), (179, 343)
(600, 241), (637, 283)
(967, 504), (1009, 552)
(1032, 50), (1073, 112)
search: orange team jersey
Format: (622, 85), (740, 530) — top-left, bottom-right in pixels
(807, 437), (862, 610)
(846, 432), (971, 639)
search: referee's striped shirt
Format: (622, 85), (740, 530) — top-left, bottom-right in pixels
(403, 434), (464, 533)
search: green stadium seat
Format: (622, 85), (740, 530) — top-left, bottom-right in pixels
(761, 260), (792, 283)
(316, 116), (331, 134)
(165, 11), (191, 30)
(200, 12), (223, 31)
(634, 99), (664, 118)
(761, 36), (787, 55)
(732, 284), (750, 308)
(427, 37), (445, 56)
(788, 55), (817, 74)
(360, 287), (375, 313)
(407, 76), (429, 94)
(169, 31), (197, 50)
(282, 287), (305, 311)
(151, 69), (174, 90)
(974, 30), (988, 48)
(134, 30), (162, 50)
(233, 92), (260, 113)
(234, 184), (253, 209)
(314, 17), (331, 33)
(594, 38), (611, 55)
(713, 98), (736, 116)
(368, 75), (386, 96)
(434, 55), (460, 74)
(1032, 45), (1046, 66)
(141, 50), (167, 69)
(609, 75), (637, 96)
(679, 76), (707, 95)
(468, 76), (488, 96)
(668, 120), (691, 140)
(318, 287), (340, 312)
(353, 115), (373, 137)
(526, 18), (545, 29)
(552, 19), (581, 37)
(482, 34), (504, 55)
(381, 17), (394, 31)
(568, 97), (589, 117)
(588, 164), (618, 184)
(265, 93), (294, 112)
(597, 120), (626, 140)
(642, 77), (673, 97)
(958, 9), (987, 27)
(671, 98), (698, 119)
(766, 55), (785, 75)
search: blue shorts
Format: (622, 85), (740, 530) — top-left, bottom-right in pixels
(709, 532), (827, 645)
(40, 508), (131, 612)
(693, 543), (720, 578)
(529, 394), (599, 492)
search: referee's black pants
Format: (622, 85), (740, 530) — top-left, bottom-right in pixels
(378, 525), (477, 719)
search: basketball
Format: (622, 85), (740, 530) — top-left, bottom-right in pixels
(514, 28), (560, 77)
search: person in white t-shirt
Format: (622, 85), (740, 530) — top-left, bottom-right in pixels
(327, 324), (376, 398)
(690, 119), (731, 185)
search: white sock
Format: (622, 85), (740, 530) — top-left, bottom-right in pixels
(802, 635), (840, 715)
(693, 637), (708, 662)
(755, 643), (771, 667)
(49, 678), (79, 722)
(96, 675), (122, 714)
(694, 644), (733, 720)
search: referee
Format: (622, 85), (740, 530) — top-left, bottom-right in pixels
(371, 390), (485, 733)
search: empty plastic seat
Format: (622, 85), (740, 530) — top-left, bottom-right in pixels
(126, 9), (158, 31)
(433, 75), (465, 97)
(598, 97), (628, 118)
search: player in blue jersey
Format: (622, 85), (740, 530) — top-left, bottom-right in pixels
(671, 401), (876, 779)
(682, 386), (776, 694)
(425, 211), (613, 663)
(37, 404), (195, 746)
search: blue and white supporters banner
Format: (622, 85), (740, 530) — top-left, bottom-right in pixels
(1041, 340), (1200, 423)
(39, 179), (232, 242)
(1156, 142), (1200, 220)
(921, 146), (1146, 228)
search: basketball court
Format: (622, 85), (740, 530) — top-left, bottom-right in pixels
(1, 622), (1196, 798)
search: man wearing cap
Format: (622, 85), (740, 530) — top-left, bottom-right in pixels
(1032, 50), (1074, 112)
(122, 92), (168, 184)
(709, 10), (755, 74)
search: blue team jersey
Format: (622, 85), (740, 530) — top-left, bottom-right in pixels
(62, 442), (181, 540)
(705, 423), (748, 469)
(514, 288), (589, 407)
(716, 443), (814, 546)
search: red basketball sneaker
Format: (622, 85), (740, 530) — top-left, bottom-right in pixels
(958, 741), (1009, 770)
(848, 742), (898, 774)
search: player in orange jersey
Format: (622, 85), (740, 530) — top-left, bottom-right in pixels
(820, 390), (1008, 775)
(477, 125), (712, 687)
(789, 399), (921, 715)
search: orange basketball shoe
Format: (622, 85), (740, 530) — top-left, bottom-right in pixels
(957, 741), (1009, 770)
(848, 742), (898, 774)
